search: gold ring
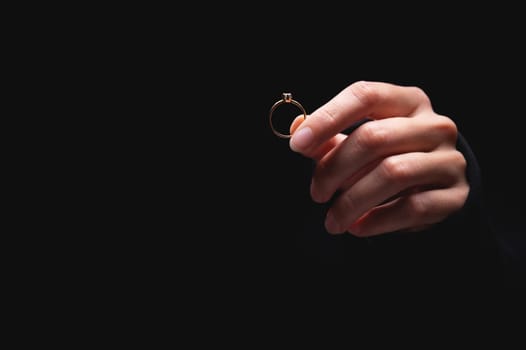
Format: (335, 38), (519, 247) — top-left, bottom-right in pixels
(269, 92), (307, 138)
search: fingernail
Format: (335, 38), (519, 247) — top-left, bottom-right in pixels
(290, 127), (313, 152)
(325, 211), (341, 234)
(310, 181), (319, 202)
(310, 181), (326, 203)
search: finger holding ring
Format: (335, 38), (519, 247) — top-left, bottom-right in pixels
(269, 93), (307, 138)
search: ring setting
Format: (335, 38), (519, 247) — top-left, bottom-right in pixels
(269, 93), (307, 138)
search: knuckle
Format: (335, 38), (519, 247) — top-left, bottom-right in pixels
(353, 122), (388, 150)
(434, 115), (458, 142)
(348, 80), (380, 107)
(380, 156), (410, 184)
(407, 195), (432, 218)
(409, 86), (431, 106)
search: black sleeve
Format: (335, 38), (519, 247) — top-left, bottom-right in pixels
(362, 132), (524, 285)
(294, 126), (524, 286)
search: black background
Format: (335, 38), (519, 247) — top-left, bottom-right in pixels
(128, 6), (525, 276)
(204, 10), (526, 267)
(34, 4), (525, 316)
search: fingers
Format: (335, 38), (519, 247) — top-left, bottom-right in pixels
(289, 81), (431, 157)
(310, 115), (458, 203)
(289, 115), (304, 134)
(285, 81), (468, 238)
(290, 115), (348, 162)
(347, 187), (469, 237)
(324, 150), (467, 234)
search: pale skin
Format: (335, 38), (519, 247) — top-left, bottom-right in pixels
(289, 81), (469, 237)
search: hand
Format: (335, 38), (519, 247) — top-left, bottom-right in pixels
(289, 81), (469, 237)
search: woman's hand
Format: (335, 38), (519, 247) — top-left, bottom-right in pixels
(289, 81), (469, 237)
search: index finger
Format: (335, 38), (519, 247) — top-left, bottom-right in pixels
(289, 81), (431, 156)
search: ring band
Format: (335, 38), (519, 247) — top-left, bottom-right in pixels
(269, 92), (307, 138)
